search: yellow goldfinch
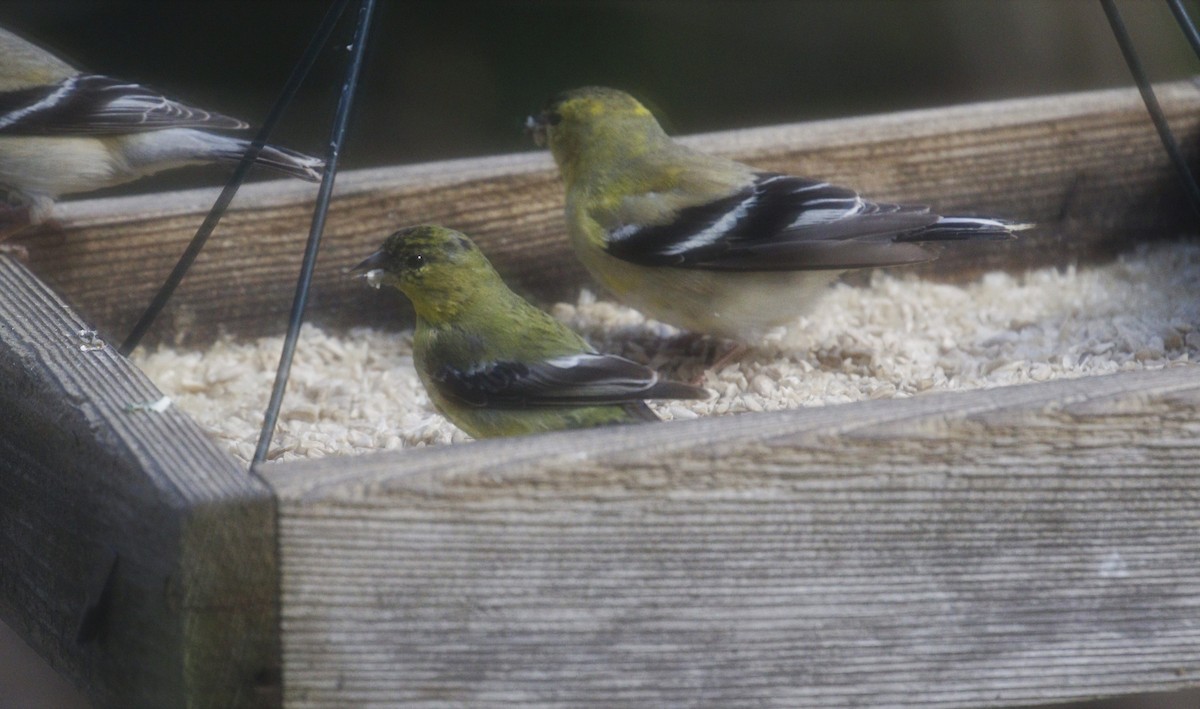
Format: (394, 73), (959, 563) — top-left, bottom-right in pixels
(354, 225), (709, 439)
(527, 86), (1030, 340)
(0, 25), (322, 237)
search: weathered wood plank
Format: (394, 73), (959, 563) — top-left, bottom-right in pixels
(13, 81), (1200, 345)
(0, 255), (279, 707)
(264, 365), (1200, 708)
(3, 82), (1198, 707)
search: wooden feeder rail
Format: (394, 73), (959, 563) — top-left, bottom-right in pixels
(1, 82), (1199, 707)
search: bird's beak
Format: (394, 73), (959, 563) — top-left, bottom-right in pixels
(525, 113), (548, 147)
(352, 249), (386, 273)
(351, 249), (389, 289)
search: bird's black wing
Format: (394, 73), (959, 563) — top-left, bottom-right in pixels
(0, 74), (246, 135)
(605, 173), (1018, 272)
(432, 353), (707, 409)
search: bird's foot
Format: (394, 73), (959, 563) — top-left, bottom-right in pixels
(691, 342), (749, 386)
(0, 202), (33, 237)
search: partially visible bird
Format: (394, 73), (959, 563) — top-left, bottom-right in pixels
(354, 225), (709, 439)
(0, 25), (323, 238)
(527, 86), (1031, 341)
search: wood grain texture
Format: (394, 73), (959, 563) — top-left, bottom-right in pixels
(4, 82), (1199, 707)
(0, 255), (279, 707)
(12, 81), (1200, 345)
(264, 365), (1200, 708)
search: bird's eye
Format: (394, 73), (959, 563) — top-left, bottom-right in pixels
(546, 111), (562, 126)
(406, 253), (425, 269)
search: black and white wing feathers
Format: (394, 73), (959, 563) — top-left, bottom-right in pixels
(432, 352), (707, 409)
(605, 173), (1024, 272)
(0, 74), (247, 135)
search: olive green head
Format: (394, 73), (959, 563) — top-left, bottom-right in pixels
(354, 225), (499, 321)
(526, 86), (668, 183)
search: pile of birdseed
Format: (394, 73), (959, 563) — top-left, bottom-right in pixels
(132, 242), (1200, 463)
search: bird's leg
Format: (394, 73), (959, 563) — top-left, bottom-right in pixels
(641, 330), (751, 385)
(0, 203), (33, 258)
(694, 342), (749, 385)
(657, 332), (750, 386)
(0, 202), (31, 235)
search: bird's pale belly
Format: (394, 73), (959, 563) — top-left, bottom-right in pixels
(580, 246), (842, 341)
(0, 136), (122, 198)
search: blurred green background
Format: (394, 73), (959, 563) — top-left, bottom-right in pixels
(0, 2), (1198, 708)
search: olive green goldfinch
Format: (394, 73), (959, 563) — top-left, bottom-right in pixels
(354, 225), (709, 439)
(527, 86), (1030, 341)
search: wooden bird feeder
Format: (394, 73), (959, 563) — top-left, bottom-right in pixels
(2, 82), (1199, 707)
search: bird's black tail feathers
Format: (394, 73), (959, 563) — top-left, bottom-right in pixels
(623, 401), (663, 422)
(214, 140), (324, 182)
(897, 216), (1033, 243)
(622, 379), (710, 422)
(647, 380), (713, 401)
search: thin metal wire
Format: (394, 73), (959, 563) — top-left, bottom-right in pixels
(1101, 0), (1200, 222)
(1167, 0), (1200, 61)
(253, 0), (378, 466)
(119, 0), (354, 356)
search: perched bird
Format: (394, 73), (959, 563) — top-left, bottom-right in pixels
(527, 86), (1030, 341)
(0, 25), (322, 237)
(354, 225), (709, 439)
